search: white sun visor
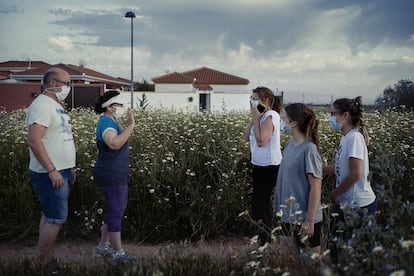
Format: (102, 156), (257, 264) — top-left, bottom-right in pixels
(101, 95), (130, 108)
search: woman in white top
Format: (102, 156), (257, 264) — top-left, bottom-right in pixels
(323, 96), (376, 263)
(324, 96), (376, 213)
(244, 86), (282, 245)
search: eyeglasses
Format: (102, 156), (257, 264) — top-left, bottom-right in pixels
(330, 111), (341, 116)
(53, 78), (71, 86)
(249, 96), (260, 101)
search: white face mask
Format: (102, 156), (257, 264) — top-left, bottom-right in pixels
(45, 85), (71, 101)
(113, 106), (126, 119)
(56, 86), (71, 101)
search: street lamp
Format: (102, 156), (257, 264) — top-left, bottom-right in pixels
(125, 11), (136, 108)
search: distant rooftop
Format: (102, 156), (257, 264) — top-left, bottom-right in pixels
(152, 67), (249, 85)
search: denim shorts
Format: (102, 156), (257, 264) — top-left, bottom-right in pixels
(30, 169), (73, 224)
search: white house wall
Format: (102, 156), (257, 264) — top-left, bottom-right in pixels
(153, 84), (249, 93)
(211, 91), (250, 111)
(120, 91), (250, 112)
(210, 84), (248, 92)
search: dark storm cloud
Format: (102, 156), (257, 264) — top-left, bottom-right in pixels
(45, 0), (414, 60)
(2, 0), (410, 57)
(0, 4), (24, 14)
(314, 0), (414, 48)
(150, 0), (413, 56)
(47, 7), (140, 47)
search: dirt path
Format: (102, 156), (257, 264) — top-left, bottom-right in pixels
(0, 237), (251, 265)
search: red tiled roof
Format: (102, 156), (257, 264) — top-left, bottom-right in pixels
(152, 67), (249, 85)
(117, 77), (132, 83)
(11, 63), (129, 85)
(152, 72), (194, 83)
(0, 61), (51, 69)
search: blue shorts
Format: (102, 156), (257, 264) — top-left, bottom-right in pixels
(30, 169), (73, 224)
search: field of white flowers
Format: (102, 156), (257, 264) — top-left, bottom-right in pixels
(0, 107), (413, 275)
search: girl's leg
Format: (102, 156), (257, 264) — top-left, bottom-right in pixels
(99, 223), (110, 243)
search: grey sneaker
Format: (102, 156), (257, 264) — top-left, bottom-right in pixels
(95, 243), (114, 257)
(109, 250), (137, 266)
(45, 257), (60, 274)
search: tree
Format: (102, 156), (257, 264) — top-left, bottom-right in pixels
(135, 79), (155, 91)
(375, 79), (414, 110)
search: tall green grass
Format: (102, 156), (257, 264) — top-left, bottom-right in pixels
(0, 107), (413, 274)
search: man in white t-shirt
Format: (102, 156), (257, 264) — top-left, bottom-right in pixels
(26, 67), (76, 261)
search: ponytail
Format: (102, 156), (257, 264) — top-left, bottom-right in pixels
(354, 96), (370, 145)
(284, 103), (320, 152)
(272, 96), (282, 113)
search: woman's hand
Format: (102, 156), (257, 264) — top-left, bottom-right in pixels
(300, 222), (314, 238)
(330, 189), (339, 204)
(70, 167), (76, 185)
(127, 108), (135, 127)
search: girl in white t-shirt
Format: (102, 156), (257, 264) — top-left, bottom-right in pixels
(323, 96), (376, 263)
(324, 96), (376, 212)
(244, 86), (282, 245)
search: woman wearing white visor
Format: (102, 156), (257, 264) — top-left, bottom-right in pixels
(92, 90), (136, 265)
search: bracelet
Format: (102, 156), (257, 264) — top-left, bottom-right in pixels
(47, 167), (56, 174)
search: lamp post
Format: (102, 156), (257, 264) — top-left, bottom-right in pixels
(125, 11), (136, 108)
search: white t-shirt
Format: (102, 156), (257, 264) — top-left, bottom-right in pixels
(250, 110), (282, 166)
(26, 94), (76, 172)
(335, 129), (375, 208)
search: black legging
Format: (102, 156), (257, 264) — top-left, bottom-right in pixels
(251, 164), (279, 244)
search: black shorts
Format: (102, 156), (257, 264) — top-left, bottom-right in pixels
(277, 221), (322, 248)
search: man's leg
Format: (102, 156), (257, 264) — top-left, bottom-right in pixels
(37, 216), (62, 260)
(39, 214), (46, 233)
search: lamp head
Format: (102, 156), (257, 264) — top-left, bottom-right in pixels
(125, 11), (136, 18)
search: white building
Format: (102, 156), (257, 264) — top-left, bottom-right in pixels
(127, 67), (250, 112)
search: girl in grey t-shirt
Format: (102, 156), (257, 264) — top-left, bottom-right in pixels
(274, 103), (323, 254)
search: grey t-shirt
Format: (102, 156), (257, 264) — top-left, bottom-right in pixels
(274, 139), (323, 224)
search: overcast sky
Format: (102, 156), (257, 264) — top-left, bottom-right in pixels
(1, 0), (413, 104)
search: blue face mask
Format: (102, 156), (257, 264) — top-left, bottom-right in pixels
(329, 115), (342, 131)
(280, 120), (291, 134)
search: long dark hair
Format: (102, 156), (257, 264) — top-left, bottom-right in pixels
(252, 86), (282, 113)
(333, 96), (369, 145)
(93, 90), (120, 114)
(284, 103), (320, 151)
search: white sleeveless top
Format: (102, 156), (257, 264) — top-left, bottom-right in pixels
(250, 110), (282, 166)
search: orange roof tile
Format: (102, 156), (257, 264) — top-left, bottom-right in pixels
(152, 67), (249, 85)
(0, 60), (51, 69)
(152, 72), (194, 83)
(11, 63), (129, 85)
